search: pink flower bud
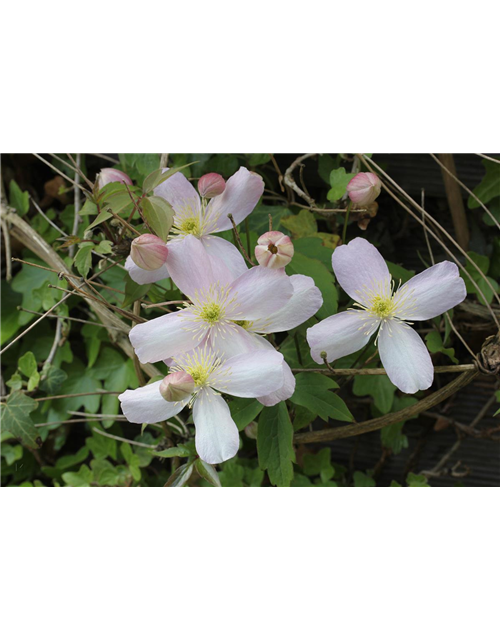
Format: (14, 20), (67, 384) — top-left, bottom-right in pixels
(346, 172), (382, 206)
(198, 173), (226, 198)
(130, 234), (168, 271)
(255, 231), (294, 269)
(97, 168), (133, 190)
(159, 371), (195, 402)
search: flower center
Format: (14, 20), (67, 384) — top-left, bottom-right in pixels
(234, 319), (254, 331)
(200, 301), (223, 325)
(178, 217), (201, 236)
(186, 363), (211, 387)
(370, 295), (395, 318)
(268, 243), (278, 254)
(170, 347), (230, 398)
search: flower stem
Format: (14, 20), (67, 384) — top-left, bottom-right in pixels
(342, 201), (352, 245)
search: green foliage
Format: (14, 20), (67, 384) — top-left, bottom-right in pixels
(425, 330), (458, 364)
(9, 179), (30, 216)
(464, 251), (499, 305)
(353, 372), (396, 414)
(291, 373), (354, 422)
(353, 471), (376, 487)
(229, 397), (263, 431)
(406, 473), (430, 487)
(327, 167), (354, 202)
(141, 196), (174, 241)
(257, 403), (295, 487)
(122, 275), (150, 308)
(281, 209), (339, 249)
(286, 252), (338, 320)
(0, 391), (41, 449)
(467, 159), (500, 208)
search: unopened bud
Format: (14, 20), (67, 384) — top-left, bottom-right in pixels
(198, 173), (226, 198)
(159, 371), (195, 402)
(97, 168), (133, 190)
(244, 421), (258, 440)
(255, 231), (294, 269)
(346, 172), (381, 206)
(130, 234), (168, 271)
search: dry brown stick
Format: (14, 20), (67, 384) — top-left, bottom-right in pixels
(34, 390), (120, 402)
(432, 153), (500, 232)
(361, 154), (500, 310)
(293, 369), (479, 444)
(291, 364), (476, 376)
(18, 308), (119, 330)
(1, 209), (162, 379)
(0, 216), (12, 281)
(283, 153), (317, 206)
(436, 154), (470, 249)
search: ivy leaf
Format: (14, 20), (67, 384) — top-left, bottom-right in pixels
(195, 459), (222, 487)
(353, 372), (396, 414)
(302, 448), (335, 483)
(327, 167), (354, 202)
(406, 473), (430, 487)
(18, 351), (37, 378)
(62, 464), (92, 487)
(468, 159), (500, 208)
(229, 397), (264, 431)
(40, 365), (68, 394)
(353, 471), (376, 487)
(55, 446), (90, 470)
(86, 431), (117, 460)
(425, 330), (458, 364)
(464, 250), (499, 305)
(9, 179), (30, 216)
(257, 402), (294, 487)
(281, 210), (317, 237)
(291, 373), (354, 422)
(74, 242), (94, 278)
(0, 391), (41, 449)
(318, 154), (338, 185)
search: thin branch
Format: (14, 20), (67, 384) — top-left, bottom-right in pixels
(92, 427), (157, 449)
(283, 153), (317, 206)
(42, 318), (63, 376)
(291, 364), (477, 376)
(31, 196), (67, 236)
(0, 216), (12, 281)
(33, 390), (120, 402)
(294, 369), (479, 444)
(475, 153), (500, 165)
(69, 152), (82, 258)
(32, 153), (89, 194)
(227, 213), (255, 265)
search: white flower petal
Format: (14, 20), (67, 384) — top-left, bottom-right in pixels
(378, 320), (434, 393)
(257, 360), (296, 406)
(229, 266), (293, 320)
(306, 310), (380, 364)
(201, 235), (248, 285)
(129, 309), (202, 363)
(205, 167), (264, 232)
(393, 261), (466, 321)
(166, 235), (216, 299)
(251, 274), (322, 333)
(209, 323), (263, 359)
(154, 168), (201, 216)
(213, 350), (284, 397)
(125, 255), (170, 285)
(332, 237), (391, 305)
(119, 381), (187, 423)
(193, 388), (240, 464)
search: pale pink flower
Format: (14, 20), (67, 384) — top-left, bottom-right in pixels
(198, 173), (226, 198)
(129, 235), (323, 406)
(255, 231), (294, 269)
(97, 167), (132, 190)
(130, 234), (169, 271)
(119, 347), (284, 463)
(347, 172), (382, 206)
(306, 238), (466, 393)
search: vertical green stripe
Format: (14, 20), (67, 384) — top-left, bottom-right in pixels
(408, 485), (431, 640)
(276, 487), (290, 640)
(389, 482), (403, 640)
(18, 484), (34, 640)
(354, 474), (375, 640)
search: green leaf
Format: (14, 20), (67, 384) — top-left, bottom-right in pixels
(62, 464), (92, 487)
(27, 371), (40, 392)
(386, 260), (415, 284)
(1, 442), (24, 465)
(327, 167), (354, 202)
(142, 162), (196, 194)
(257, 402), (294, 487)
(464, 251), (499, 305)
(381, 423), (408, 455)
(293, 237), (335, 267)
(195, 459), (222, 487)
(229, 397), (264, 431)
(353, 372), (396, 414)
(74, 242), (94, 278)
(281, 210), (317, 237)
(54, 359), (102, 414)
(425, 330), (458, 364)
(247, 205), (287, 235)
(468, 159), (500, 208)
(302, 448), (335, 483)
(91, 347), (138, 391)
(56, 446), (90, 470)
(142, 195), (174, 242)
(292, 404), (316, 431)
(248, 153), (271, 166)
(353, 471), (376, 487)
(291, 373), (354, 422)
(151, 445), (192, 458)
(165, 461), (194, 487)
(318, 154), (338, 185)
(286, 252), (338, 320)
(85, 206), (113, 231)
(18, 351), (37, 378)
(406, 472), (430, 487)
(40, 365), (68, 394)
(0, 391), (41, 449)
(1, 282), (22, 345)
(122, 274), (150, 308)
(86, 431), (117, 460)
(9, 179), (30, 216)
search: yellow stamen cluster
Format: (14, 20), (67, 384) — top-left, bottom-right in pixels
(353, 277), (418, 321)
(170, 198), (223, 239)
(234, 319), (254, 331)
(180, 283), (240, 341)
(170, 347), (230, 404)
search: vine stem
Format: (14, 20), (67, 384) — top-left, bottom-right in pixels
(341, 201), (352, 245)
(291, 364), (476, 376)
(294, 368), (479, 444)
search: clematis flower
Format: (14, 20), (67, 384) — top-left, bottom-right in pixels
(306, 237), (466, 393)
(119, 347), (285, 463)
(97, 167), (132, 190)
(129, 235), (323, 406)
(347, 172), (382, 206)
(255, 231), (294, 269)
